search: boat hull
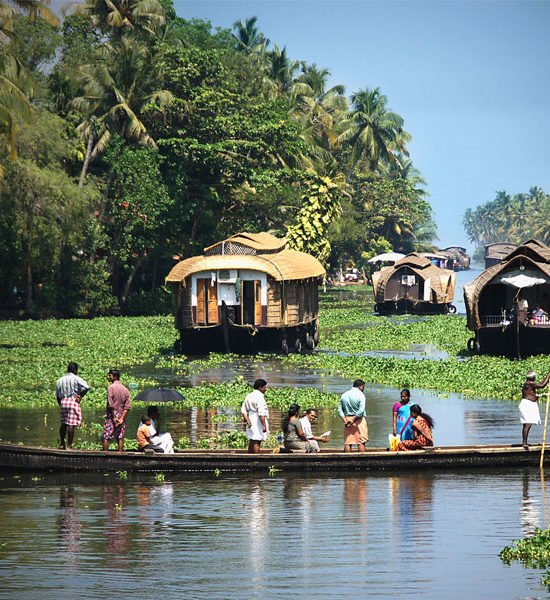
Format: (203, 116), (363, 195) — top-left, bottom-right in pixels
(0, 443), (544, 473)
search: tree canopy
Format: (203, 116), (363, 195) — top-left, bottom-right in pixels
(0, 5), (436, 316)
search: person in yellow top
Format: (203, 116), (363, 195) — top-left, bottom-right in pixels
(137, 416), (164, 452)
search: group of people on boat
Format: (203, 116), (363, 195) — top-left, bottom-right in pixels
(56, 362), (173, 453)
(56, 362), (550, 454)
(241, 377), (435, 454)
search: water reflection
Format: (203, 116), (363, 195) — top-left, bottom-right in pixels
(102, 485), (131, 570)
(246, 479), (269, 591)
(58, 487), (83, 568)
(389, 475), (434, 548)
(522, 471), (543, 537)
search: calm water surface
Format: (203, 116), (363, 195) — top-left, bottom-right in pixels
(1, 469), (549, 599)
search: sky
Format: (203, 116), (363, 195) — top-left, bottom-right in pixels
(174, 0), (550, 252)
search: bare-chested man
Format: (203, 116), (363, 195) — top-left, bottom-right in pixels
(519, 370), (550, 448)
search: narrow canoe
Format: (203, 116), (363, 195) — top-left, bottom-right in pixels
(0, 442), (546, 473)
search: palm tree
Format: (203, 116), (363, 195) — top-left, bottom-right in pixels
(232, 15), (269, 54)
(72, 36), (174, 185)
(266, 45), (300, 93)
(336, 87), (409, 179)
(0, 0), (58, 43)
(0, 49), (33, 164)
(65, 0), (165, 37)
(290, 64), (347, 170)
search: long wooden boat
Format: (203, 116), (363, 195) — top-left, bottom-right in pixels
(0, 442), (546, 473)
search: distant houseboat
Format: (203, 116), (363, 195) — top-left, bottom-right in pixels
(464, 239), (550, 357)
(484, 243), (519, 269)
(371, 253), (456, 315)
(165, 232), (325, 354)
(439, 246), (471, 271)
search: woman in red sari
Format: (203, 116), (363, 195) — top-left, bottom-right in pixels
(397, 404), (434, 450)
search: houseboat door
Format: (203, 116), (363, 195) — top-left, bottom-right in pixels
(241, 280), (262, 325)
(196, 279), (219, 325)
(254, 280), (262, 324)
(207, 281), (218, 324)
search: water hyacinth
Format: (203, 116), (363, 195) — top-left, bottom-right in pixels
(0, 287), (548, 418)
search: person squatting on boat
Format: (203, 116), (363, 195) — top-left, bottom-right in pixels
(55, 362), (89, 450)
(102, 369), (131, 452)
(282, 404), (316, 453)
(137, 416), (164, 452)
(145, 405), (175, 454)
(397, 405), (434, 451)
(520, 369), (550, 448)
(241, 378), (269, 454)
(338, 379), (368, 452)
(299, 408), (329, 452)
(392, 388), (415, 442)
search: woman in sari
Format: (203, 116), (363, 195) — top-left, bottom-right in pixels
(392, 388), (415, 441)
(397, 404), (434, 451)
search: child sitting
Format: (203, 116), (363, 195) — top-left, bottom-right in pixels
(137, 416), (164, 452)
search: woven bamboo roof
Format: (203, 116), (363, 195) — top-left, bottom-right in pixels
(166, 247), (325, 284)
(372, 252), (456, 303)
(464, 239), (550, 330)
(203, 232), (285, 254)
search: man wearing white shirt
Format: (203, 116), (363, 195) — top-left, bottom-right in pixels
(299, 409), (329, 452)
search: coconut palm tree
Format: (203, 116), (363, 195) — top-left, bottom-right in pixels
(65, 0), (165, 37)
(72, 36), (173, 185)
(336, 87), (409, 179)
(232, 15), (269, 54)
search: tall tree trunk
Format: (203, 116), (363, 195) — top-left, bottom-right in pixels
(78, 131), (94, 188)
(120, 254), (147, 307)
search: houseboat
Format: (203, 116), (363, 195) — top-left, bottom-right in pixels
(371, 253), (456, 315)
(464, 239), (550, 357)
(439, 246), (471, 271)
(484, 242), (519, 269)
(165, 232), (325, 354)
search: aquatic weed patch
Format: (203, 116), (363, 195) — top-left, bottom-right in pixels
(500, 527), (550, 586)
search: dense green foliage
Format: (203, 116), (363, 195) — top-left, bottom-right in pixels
(0, 4), (435, 317)
(463, 187), (549, 252)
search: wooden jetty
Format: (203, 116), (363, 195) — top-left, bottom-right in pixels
(0, 442), (545, 474)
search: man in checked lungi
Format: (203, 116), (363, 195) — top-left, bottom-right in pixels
(102, 369), (131, 452)
(55, 362), (90, 449)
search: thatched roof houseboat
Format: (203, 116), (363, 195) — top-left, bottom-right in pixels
(484, 242), (519, 269)
(371, 253), (456, 315)
(464, 239), (550, 357)
(165, 232), (325, 353)
(439, 246), (471, 271)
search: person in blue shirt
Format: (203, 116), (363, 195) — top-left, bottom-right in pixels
(338, 379), (368, 452)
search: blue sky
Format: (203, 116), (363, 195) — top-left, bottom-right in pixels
(175, 0), (550, 252)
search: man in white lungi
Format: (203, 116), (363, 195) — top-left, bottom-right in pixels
(241, 379), (269, 454)
(520, 370), (550, 448)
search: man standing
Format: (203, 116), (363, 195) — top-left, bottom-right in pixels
(338, 379), (368, 453)
(241, 378), (269, 454)
(56, 362), (89, 449)
(299, 408), (329, 452)
(102, 369), (131, 452)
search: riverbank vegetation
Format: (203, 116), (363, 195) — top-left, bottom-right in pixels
(1, 288), (548, 414)
(0, 1), (434, 318)
(463, 187), (550, 258)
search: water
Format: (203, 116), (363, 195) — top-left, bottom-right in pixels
(0, 468), (548, 599)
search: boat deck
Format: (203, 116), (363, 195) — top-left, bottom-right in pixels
(0, 442), (546, 473)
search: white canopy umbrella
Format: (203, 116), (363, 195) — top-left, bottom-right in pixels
(367, 252), (405, 264)
(492, 269), (550, 289)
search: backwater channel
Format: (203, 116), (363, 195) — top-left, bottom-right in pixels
(3, 263), (550, 598)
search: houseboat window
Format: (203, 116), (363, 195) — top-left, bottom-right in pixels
(219, 269), (230, 280)
(401, 275), (415, 286)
